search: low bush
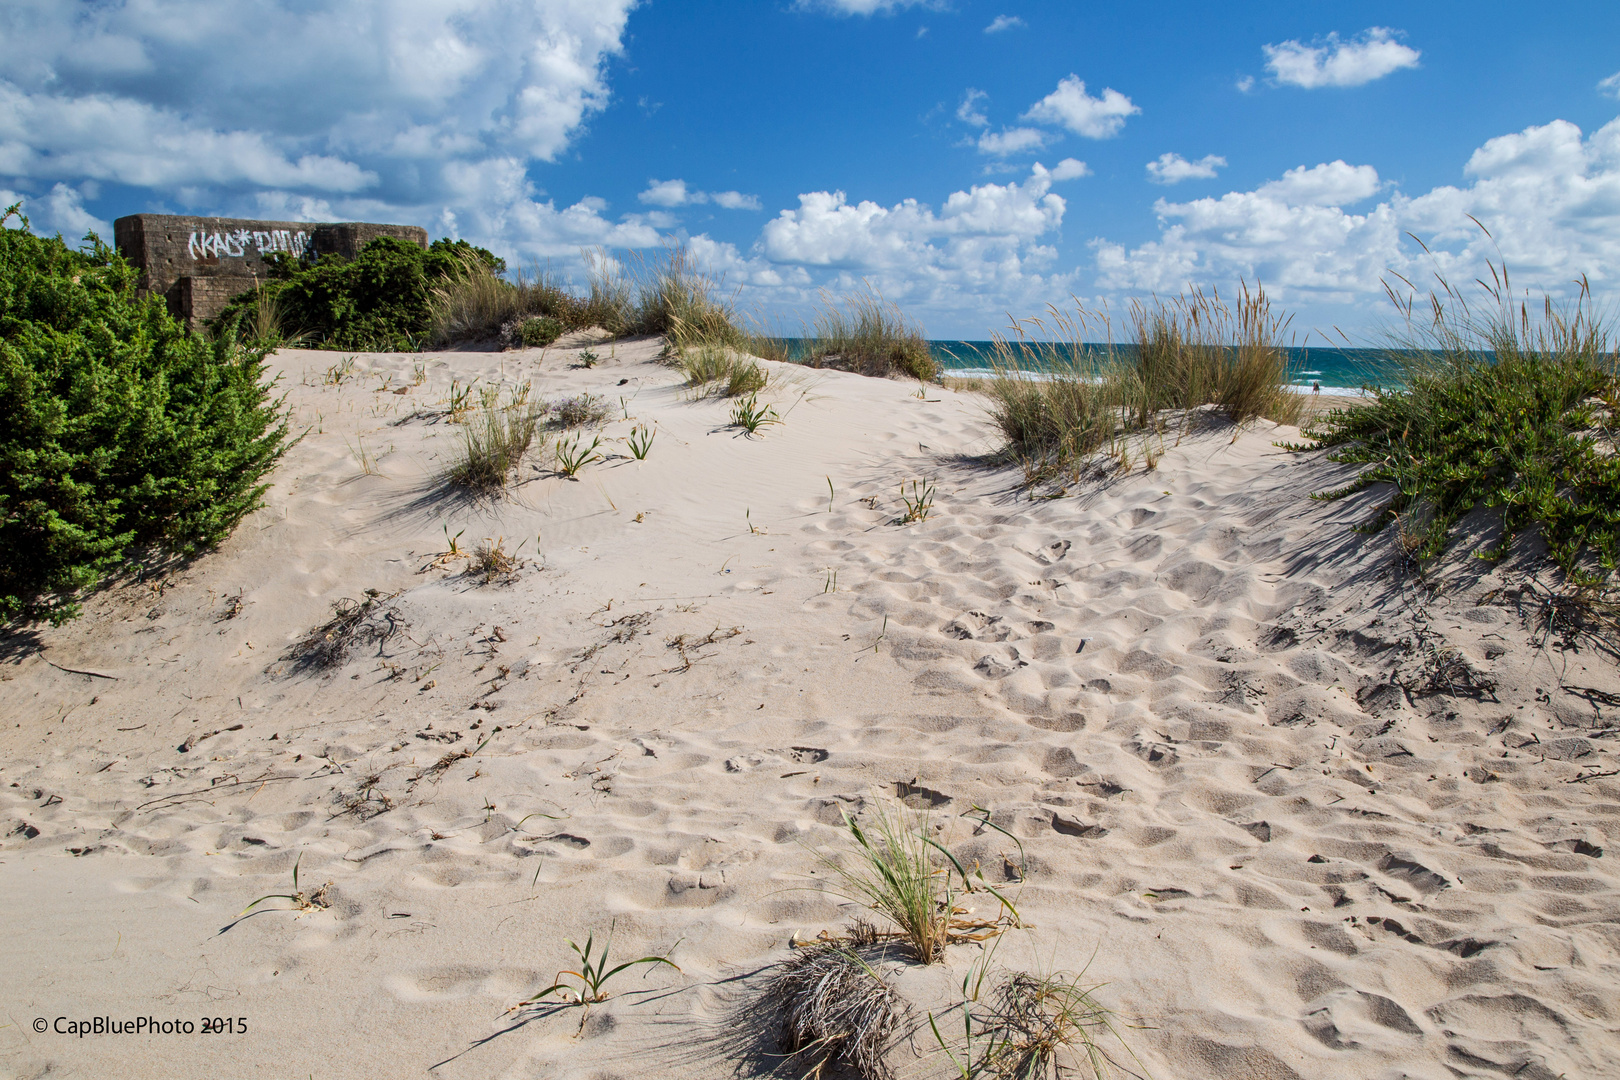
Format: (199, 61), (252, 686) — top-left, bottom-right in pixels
(1, 206), (289, 624)
(549, 393), (610, 428)
(1299, 273), (1620, 580)
(212, 236), (502, 351)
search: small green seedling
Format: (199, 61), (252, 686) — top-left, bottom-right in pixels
(240, 853), (330, 916)
(512, 926), (680, 1016)
(577, 349), (600, 368)
(899, 479), (936, 524)
(827, 476), (835, 513)
(730, 394), (781, 435)
(627, 424), (656, 460)
(555, 433), (604, 478)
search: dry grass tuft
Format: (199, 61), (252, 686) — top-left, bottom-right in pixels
(284, 589), (402, 672)
(467, 536), (522, 585)
(766, 944), (904, 1080)
(961, 969), (1143, 1080)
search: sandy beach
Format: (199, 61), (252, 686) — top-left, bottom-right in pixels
(3, 336), (1617, 1080)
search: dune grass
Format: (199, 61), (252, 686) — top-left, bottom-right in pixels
(679, 344), (768, 397)
(1297, 268), (1620, 582)
(445, 391), (541, 492)
(798, 285), (938, 381)
(934, 967), (1144, 1080)
(983, 285), (1299, 486)
(815, 802), (955, 964)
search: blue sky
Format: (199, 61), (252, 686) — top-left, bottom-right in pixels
(4, 0), (1620, 340)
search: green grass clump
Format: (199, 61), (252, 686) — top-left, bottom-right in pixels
(816, 802), (954, 964)
(802, 285), (938, 382)
(0, 205), (290, 624)
(680, 344), (767, 397)
(984, 285), (1300, 486)
(445, 393), (541, 492)
(1298, 271), (1620, 580)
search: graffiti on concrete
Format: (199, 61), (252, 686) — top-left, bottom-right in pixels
(187, 228), (314, 260)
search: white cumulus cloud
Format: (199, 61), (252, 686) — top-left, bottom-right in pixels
(984, 15), (1025, 33)
(638, 179), (761, 210)
(1146, 153), (1228, 184)
(1264, 27), (1420, 89)
(1092, 118), (1620, 319)
(1023, 76), (1139, 139)
(977, 127), (1048, 157)
(957, 89), (990, 128)
(1047, 158), (1091, 181)
(0, 0), (642, 265)
(1599, 72), (1620, 99)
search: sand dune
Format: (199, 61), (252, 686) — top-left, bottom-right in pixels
(3, 338), (1617, 1079)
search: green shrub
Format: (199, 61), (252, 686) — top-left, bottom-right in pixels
(520, 316), (563, 348)
(1299, 277), (1620, 580)
(213, 236), (501, 351)
(0, 206), (290, 624)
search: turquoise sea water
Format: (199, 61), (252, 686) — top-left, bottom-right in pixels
(928, 341), (1392, 394)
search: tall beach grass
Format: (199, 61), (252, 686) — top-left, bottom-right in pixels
(983, 284), (1300, 485)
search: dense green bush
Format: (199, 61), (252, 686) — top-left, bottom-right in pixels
(213, 236), (502, 351)
(520, 316), (563, 348)
(1300, 283), (1620, 581)
(1, 206), (289, 624)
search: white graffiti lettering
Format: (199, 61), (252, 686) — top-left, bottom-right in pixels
(187, 228), (313, 260)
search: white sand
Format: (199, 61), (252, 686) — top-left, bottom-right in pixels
(2, 338), (1617, 1079)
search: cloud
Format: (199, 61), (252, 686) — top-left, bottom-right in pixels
(797, 0), (939, 14)
(1600, 72), (1620, 99)
(957, 89), (990, 128)
(1146, 153), (1228, 184)
(1023, 76), (1139, 139)
(1264, 27), (1420, 89)
(984, 15), (1025, 33)
(1047, 158), (1091, 181)
(1091, 118), (1620, 317)
(0, 0), (641, 266)
(1236, 75), (1256, 94)
(977, 127), (1048, 157)
(638, 179), (761, 211)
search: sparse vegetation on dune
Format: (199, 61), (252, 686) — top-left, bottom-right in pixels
(984, 284), (1299, 486)
(444, 390), (541, 492)
(1298, 266), (1620, 582)
(678, 344), (767, 397)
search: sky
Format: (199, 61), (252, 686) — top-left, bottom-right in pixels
(3, 0), (1620, 342)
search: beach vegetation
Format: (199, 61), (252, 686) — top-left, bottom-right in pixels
(0, 207), (290, 625)
(549, 392), (611, 428)
(284, 589), (402, 672)
(626, 424), (656, 460)
(798, 284), (938, 382)
(511, 925), (680, 1014)
(766, 944), (903, 1080)
(898, 478), (937, 524)
(679, 343), (767, 397)
(729, 393), (782, 434)
(931, 966), (1144, 1080)
(554, 432), (603, 477)
(239, 853), (331, 917)
(445, 390), (541, 492)
(984, 285), (1299, 486)
(1297, 266), (1620, 583)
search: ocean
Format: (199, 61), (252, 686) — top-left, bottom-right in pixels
(928, 341), (1393, 394)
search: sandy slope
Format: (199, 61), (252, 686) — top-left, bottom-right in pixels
(2, 337), (1617, 1080)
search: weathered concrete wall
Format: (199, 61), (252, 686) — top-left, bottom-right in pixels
(113, 214), (429, 326)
